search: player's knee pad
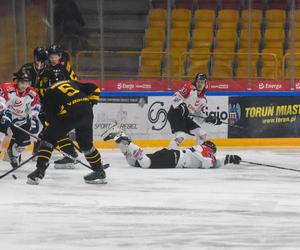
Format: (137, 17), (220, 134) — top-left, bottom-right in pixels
(83, 147), (102, 171)
(17, 139), (31, 148)
(7, 143), (26, 158)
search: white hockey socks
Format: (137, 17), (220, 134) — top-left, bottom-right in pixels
(127, 143), (151, 168)
(168, 132), (186, 149)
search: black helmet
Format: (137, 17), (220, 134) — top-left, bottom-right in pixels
(15, 71), (32, 83)
(194, 73), (207, 83)
(47, 44), (62, 56)
(33, 47), (48, 62)
(48, 69), (66, 85)
(202, 140), (217, 153)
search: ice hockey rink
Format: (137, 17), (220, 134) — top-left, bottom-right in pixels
(1, 147), (300, 250)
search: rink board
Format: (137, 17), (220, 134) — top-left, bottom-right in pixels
(92, 92), (300, 148)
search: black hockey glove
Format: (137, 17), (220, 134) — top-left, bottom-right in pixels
(224, 155), (242, 165)
(178, 103), (189, 118)
(205, 115), (222, 125)
(0, 110), (12, 135)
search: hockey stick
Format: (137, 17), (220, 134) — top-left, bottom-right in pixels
(68, 140), (109, 169)
(12, 124), (109, 171)
(189, 114), (244, 129)
(100, 120), (118, 138)
(241, 160), (300, 173)
(0, 154), (37, 179)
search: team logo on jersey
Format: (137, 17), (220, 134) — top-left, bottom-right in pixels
(148, 101), (167, 131)
(179, 87), (187, 95)
(14, 100), (23, 107)
(228, 103), (241, 125)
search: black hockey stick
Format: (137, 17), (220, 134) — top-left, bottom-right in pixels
(0, 154), (37, 179)
(189, 114), (244, 129)
(12, 124), (109, 170)
(241, 160), (300, 173)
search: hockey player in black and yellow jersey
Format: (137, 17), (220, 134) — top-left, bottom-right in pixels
(37, 44), (79, 168)
(47, 44), (77, 81)
(27, 75), (105, 185)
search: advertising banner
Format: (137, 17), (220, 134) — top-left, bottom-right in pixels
(93, 96), (229, 141)
(82, 79), (300, 92)
(228, 96), (300, 138)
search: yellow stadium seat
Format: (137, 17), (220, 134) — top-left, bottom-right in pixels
(194, 9), (215, 29)
(187, 59), (210, 77)
(236, 54), (259, 65)
(236, 66), (258, 79)
(149, 20), (166, 28)
(265, 9), (286, 28)
(162, 47), (187, 79)
(149, 8), (166, 21)
(217, 9), (239, 29)
(263, 28), (285, 49)
(259, 55), (280, 79)
(213, 48), (235, 61)
(238, 29), (261, 50)
(191, 28), (213, 49)
(141, 47), (164, 60)
(261, 48), (283, 61)
(139, 66), (161, 79)
(235, 54), (258, 79)
(284, 58), (300, 79)
(140, 59), (161, 73)
(240, 9), (262, 29)
(211, 60), (233, 79)
(170, 28), (190, 48)
(148, 9), (166, 28)
(172, 9), (192, 29)
(289, 29), (300, 49)
(145, 28), (165, 48)
(140, 47), (163, 79)
(215, 29), (237, 49)
(189, 47), (211, 61)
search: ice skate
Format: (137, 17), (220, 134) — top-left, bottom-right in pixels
(54, 156), (76, 169)
(104, 131), (131, 145)
(27, 168), (45, 185)
(84, 169), (107, 184)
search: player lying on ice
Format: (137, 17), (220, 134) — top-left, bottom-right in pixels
(104, 132), (241, 169)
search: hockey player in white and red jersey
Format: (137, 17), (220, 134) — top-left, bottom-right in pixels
(167, 73), (223, 149)
(0, 72), (40, 168)
(104, 131), (241, 169)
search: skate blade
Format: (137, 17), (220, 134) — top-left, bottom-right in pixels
(26, 177), (40, 185)
(54, 163), (75, 169)
(84, 178), (107, 184)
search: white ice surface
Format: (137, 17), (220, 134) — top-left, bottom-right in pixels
(1, 148), (300, 250)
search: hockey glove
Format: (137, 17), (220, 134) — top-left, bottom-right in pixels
(0, 110), (12, 134)
(178, 103), (189, 118)
(224, 155), (242, 165)
(205, 115), (222, 125)
(29, 117), (40, 134)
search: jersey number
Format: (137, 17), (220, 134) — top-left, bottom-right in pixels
(57, 84), (79, 97)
